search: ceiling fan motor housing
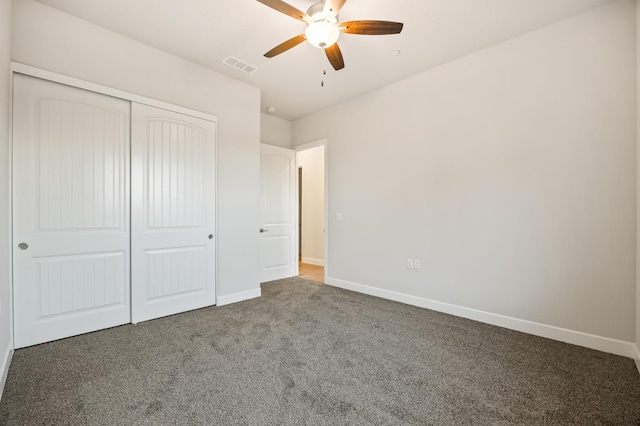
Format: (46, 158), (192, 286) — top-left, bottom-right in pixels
(306, 3), (337, 23)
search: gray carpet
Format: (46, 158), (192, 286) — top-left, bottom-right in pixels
(1, 277), (639, 425)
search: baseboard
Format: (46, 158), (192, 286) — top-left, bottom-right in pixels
(302, 257), (324, 267)
(634, 344), (640, 375)
(325, 277), (636, 359)
(217, 288), (261, 307)
(0, 342), (13, 402)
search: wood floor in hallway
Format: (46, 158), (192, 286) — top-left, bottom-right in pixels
(299, 262), (324, 283)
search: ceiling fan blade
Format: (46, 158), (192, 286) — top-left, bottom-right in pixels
(325, 43), (345, 71)
(323, 0), (347, 17)
(340, 20), (404, 35)
(264, 34), (307, 58)
(256, 0), (312, 24)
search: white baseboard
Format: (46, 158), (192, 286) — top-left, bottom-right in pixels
(217, 288), (261, 307)
(0, 343), (13, 402)
(302, 257), (324, 267)
(325, 277), (636, 359)
(634, 344), (640, 375)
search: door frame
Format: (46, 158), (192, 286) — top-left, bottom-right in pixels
(295, 139), (328, 282)
(9, 63), (219, 341)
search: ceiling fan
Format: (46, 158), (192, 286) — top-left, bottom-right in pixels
(256, 0), (403, 71)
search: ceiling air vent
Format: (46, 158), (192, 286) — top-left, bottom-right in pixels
(223, 56), (258, 75)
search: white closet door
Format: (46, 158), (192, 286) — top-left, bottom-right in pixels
(131, 103), (216, 323)
(13, 74), (131, 348)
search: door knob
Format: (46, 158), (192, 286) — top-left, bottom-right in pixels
(260, 228), (269, 233)
(208, 234), (214, 240)
(18, 242), (28, 250)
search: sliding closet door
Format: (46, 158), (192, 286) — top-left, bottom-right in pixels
(131, 103), (216, 323)
(13, 74), (131, 348)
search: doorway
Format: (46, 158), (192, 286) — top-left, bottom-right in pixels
(295, 141), (326, 283)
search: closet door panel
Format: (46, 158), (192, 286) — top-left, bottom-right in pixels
(13, 74), (131, 348)
(131, 103), (216, 323)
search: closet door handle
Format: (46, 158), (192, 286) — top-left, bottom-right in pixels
(260, 228), (269, 233)
(18, 242), (28, 250)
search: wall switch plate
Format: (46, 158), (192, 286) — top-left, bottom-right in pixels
(335, 213), (343, 221)
(414, 259), (421, 269)
(407, 259), (413, 269)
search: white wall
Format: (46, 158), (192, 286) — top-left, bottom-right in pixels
(293, 0), (636, 344)
(260, 113), (292, 149)
(0, 0), (13, 399)
(297, 145), (325, 265)
(11, 0), (261, 299)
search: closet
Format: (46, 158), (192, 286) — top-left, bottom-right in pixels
(12, 73), (217, 348)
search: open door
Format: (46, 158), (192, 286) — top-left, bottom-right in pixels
(260, 144), (296, 282)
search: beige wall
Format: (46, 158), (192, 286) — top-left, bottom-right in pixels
(0, 0), (12, 397)
(11, 0), (261, 298)
(636, 0), (640, 365)
(293, 0), (636, 343)
(297, 145), (325, 265)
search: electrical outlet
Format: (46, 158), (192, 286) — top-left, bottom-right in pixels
(407, 258), (413, 269)
(414, 259), (421, 269)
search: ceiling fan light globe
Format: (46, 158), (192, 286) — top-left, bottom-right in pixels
(305, 21), (340, 49)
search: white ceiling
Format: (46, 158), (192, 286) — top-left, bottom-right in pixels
(35, 0), (614, 121)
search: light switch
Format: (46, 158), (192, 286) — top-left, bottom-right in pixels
(335, 213), (343, 221)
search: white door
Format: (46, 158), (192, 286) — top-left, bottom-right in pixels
(13, 74), (131, 348)
(131, 103), (216, 323)
(260, 144), (296, 282)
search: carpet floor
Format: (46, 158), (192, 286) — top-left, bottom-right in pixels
(1, 277), (639, 425)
